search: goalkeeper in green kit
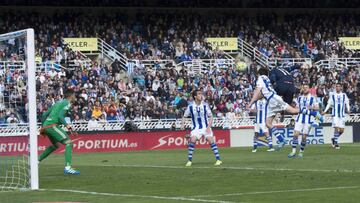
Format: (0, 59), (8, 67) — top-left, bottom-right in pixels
(38, 89), (80, 175)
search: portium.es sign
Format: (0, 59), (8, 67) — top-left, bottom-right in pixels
(338, 37), (360, 50)
(206, 38), (238, 51)
(63, 38), (98, 51)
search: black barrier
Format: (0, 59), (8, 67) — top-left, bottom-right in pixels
(353, 123), (360, 142)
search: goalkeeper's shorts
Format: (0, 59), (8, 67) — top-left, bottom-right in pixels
(43, 125), (69, 145)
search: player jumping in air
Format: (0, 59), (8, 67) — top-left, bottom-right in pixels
(288, 83), (319, 158)
(250, 98), (274, 152)
(181, 90), (222, 167)
(247, 67), (323, 150)
(322, 83), (350, 149)
(38, 89), (80, 175)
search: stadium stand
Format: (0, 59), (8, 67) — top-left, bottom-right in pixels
(0, 8), (359, 125)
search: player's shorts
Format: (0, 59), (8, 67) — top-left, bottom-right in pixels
(275, 82), (296, 105)
(190, 128), (213, 140)
(44, 125), (69, 145)
(332, 117), (346, 128)
(294, 122), (312, 135)
(266, 94), (289, 118)
(254, 122), (268, 134)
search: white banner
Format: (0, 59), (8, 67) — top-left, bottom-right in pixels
(230, 126), (353, 147)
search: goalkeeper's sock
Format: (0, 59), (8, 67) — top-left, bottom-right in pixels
(65, 143), (73, 167)
(211, 142), (221, 160)
(39, 145), (58, 162)
(188, 142), (195, 161)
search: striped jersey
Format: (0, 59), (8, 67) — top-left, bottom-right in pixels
(184, 102), (212, 130)
(256, 75), (276, 100)
(324, 92), (350, 118)
(251, 98), (267, 124)
(296, 94), (317, 124)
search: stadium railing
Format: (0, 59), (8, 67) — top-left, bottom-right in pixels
(177, 58), (235, 74)
(315, 58), (360, 69)
(1, 114), (359, 136)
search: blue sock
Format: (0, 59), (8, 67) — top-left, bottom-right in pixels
(266, 135), (273, 148)
(300, 141), (306, 152)
(272, 128), (284, 143)
(211, 143), (221, 160)
(333, 132), (340, 144)
(253, 136), (258, 150)
(188, 142), (195, 161)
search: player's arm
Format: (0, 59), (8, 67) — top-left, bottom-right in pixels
(181, 106), (191, 130)
(206, 104), (213, 132)
(248, 87), (262, 108)
(249, 103), (257, 113)
(322, 94), (333, 114)
(345, 94), (350, 113)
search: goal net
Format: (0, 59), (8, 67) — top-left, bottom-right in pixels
(0, 29), (38, 191)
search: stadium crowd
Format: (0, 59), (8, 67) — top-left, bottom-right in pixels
(1, 57), (359, 125)
(1, 10), (359, 64)
(0, 9), (359, 124)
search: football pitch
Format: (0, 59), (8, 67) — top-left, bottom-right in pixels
(1, 144), (360, 203)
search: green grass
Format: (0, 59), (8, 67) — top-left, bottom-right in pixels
(1, 144), (360, 203)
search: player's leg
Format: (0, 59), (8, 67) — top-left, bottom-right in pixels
(253, 125), (260, 152)
(252, 132), (259, 152)
(205, 133), (222, 166)
(38, 128), (60, 162)
(51, 126), (79, 174)
(332, 125), (343, 149)
(288, 130), (300, 158)
(298, 134), (307, 158)
(186, 130), (199, 166)
(266, 117), (285, 150)
(261, 125), (274, 151)
(336, 127), (344, 149)
(272, 93), (323, 122)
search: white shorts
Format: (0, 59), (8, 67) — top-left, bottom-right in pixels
(190, 128), (213, 140)
(294, 122), (312, 135)
(332, 117), (345, 128)
(266, 94), (289, 118)
(254, 123), (268, 134)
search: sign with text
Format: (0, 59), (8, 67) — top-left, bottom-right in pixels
(338, 37), (360, 50)
(206, 38), (238, 50)
(0, 130), (230, 156)
(63, 38), (98, 51)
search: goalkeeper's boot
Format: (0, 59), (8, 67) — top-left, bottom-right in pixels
(64, 167), (80, 175)
(288, 152), (296, 158)
(298, 152), (304, 158)
(185, 161), (192, 167)
(252, 149), (257, 153)
(214, 160), (222, 166)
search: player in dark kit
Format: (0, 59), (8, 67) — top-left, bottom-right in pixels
(269, 67), (297, 105)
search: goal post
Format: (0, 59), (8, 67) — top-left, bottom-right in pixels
(0, 28), (38, 190)
(26, 28), (39, 190)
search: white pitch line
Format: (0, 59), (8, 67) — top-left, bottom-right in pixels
(190, 186), (360, 198)
(82, 164), (359, 173)
(39, 188), (240, 203)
